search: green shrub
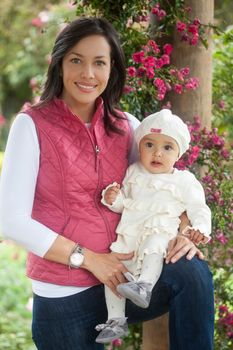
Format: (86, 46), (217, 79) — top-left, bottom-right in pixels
(0, 242), (35, 350)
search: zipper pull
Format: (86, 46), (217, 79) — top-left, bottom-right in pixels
(95, 145), (100, 171)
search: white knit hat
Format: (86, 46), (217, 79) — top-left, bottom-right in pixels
(134, 109), (191, 156)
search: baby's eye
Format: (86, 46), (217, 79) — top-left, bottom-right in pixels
(164, 145), (172, 150)
(70, 58), (81, 64)
(145, 142), (153, 148)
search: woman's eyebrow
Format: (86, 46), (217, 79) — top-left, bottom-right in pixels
(69, 52), (107, 59)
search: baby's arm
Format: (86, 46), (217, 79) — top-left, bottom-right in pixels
(181, 172), (211, 245)
(101, 165), (134, 213)
(104, 183), (120, 205)
(101, 182), (125, 213)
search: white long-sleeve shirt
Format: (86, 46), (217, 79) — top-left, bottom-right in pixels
(0, 112), (140, 297)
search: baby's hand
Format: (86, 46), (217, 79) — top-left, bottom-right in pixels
(187, 229), (209, 245)
(104, 183), (121, 205)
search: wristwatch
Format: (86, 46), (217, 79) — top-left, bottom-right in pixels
(69, 244), (84, 268)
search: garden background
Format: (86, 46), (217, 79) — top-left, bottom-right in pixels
(0, 1), (232, 349)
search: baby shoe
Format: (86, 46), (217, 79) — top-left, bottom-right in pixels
(95, 317), (128, 343)
(117, 281), (152, 308)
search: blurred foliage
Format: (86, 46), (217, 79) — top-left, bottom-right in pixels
(212, 27), (233, 139)
(215, 0), (233, 30)
(0, 0), (77, 119)
(0, 242), (35, 350)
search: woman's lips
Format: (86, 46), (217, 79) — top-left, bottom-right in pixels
(75, 82), (97, 92)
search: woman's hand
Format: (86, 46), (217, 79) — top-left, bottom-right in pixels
(165, 235), (205, 264)
(82, 249), (134, 296)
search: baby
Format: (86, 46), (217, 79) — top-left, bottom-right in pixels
(95, 109), (211, 343)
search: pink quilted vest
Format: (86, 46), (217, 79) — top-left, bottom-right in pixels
(24, 97), (131, 286)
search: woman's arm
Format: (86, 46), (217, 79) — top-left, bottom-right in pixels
(44, 240), (133, 296)
(0, 115), (58, 256)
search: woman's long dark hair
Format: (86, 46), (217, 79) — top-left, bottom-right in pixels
(35, 17), (127, 134)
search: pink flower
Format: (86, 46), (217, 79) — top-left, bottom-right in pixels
(0, 114), (6, 126)
(151, 5), (166, 20)
(157, 10), (166, 20)
(202, 175), (213, 183)
(31, 17), (43, 28)
(157, 93), (165, 101)
(163, 43), (173, 55)
(190, 33), (199, 46)
(132, 51), (144, 63)
(143, 56), (156, 68)
(154, 78), (165, 89)
(127, 66), (137, 77)
(193, 18), (201, 26)
(188, 24), (199, 35)
(169, 69), (176, 76)
(181, 33), (189, 42)
(148, 40), (160, 54)
(112, 338), (123, 346)
(185, 77), (199, 90)
(227, 332), (233, 339)
(123, 85), (135, 94)
(161, 54), (170, 65)
(176, 21), (187, 32)
(216, 232), (228, 245)
(221, 149), (230, 159)
(151, 6), (160, 16)
(155, 58), (164, 69)
(218, 100), (225, 109)
(212, 134), (224, 147)
(136, 67), (146, 77)
(174, 84), (183, 94)
(146, 67), (155, 79)
(180, 67), (190, 77)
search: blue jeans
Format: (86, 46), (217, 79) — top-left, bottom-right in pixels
(32, 257), (214, 350)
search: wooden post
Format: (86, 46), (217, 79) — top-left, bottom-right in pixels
(168, 0), (214, 128)
(142, 1), (214, 349)
(142, 314), (169, 350)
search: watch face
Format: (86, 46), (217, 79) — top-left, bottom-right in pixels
(70, 253), (84, 267)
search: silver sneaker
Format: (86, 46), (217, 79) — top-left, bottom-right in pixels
(95, 317), (128, 344)
(117, 281), (152, 308)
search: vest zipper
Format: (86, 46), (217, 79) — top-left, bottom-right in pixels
(95, 145), (100, 172)
(94, 158), (113, 245)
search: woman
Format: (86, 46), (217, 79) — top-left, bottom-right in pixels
(0, 17), (214, 350)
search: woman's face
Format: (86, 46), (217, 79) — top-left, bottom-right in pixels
(61, 35), (111, 115)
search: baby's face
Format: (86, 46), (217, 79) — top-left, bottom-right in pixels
(139, 133), (179, 174)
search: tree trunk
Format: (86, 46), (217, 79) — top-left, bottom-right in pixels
(142, 314), (169, 350)
(142, 1), (214, 349)
(168, 0), (214, 127)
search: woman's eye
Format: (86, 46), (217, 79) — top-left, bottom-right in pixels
(70, 58), (81, 64)
(95, 60), (106, 66)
